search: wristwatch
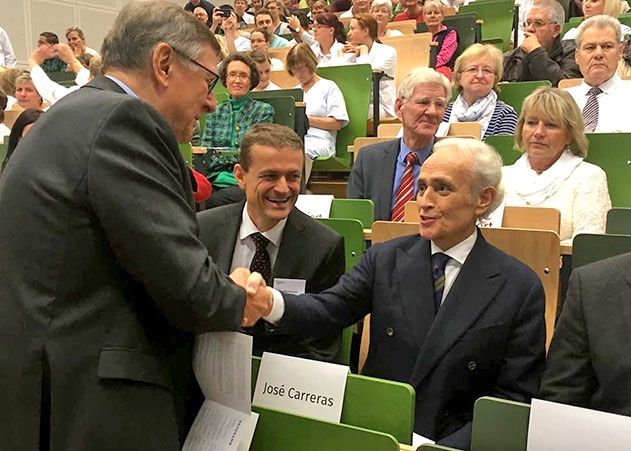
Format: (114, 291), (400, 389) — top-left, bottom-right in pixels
(291, 26), (301, 33)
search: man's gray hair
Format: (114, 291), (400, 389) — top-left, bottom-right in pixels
(397, 67), (451, 101)
(533, 0), (565, 26)
(576, 15), (622, 48)
(371, 0), (393, 13)
(433, 138), (505, 215)
(101, 0), (219, 73)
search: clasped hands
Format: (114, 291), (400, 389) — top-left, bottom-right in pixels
(230, 268), (273, 327)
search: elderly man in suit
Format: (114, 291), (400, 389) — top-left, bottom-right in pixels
(347, 67), (449, 221)
(0, 1), (270, 450)
(540, 252), (631, 415)
(250, 137), (547, 450)
(197, 123), (345, 361)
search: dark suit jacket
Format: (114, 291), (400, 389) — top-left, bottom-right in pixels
(197, 202), (345, 361)
(347, 138), (400, 221)
(280, 233), (546, 450)
(540, 252), (631, 415)
(0, 76), (246, 450)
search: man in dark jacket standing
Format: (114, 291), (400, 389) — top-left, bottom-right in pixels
(503, 0), (581, 86)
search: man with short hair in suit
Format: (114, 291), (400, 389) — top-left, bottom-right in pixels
(198, 123), (345, 361)
(246, 137), (547, 450)
(0, 1), (270, 449)
(540, 252), (631, 415)
(347, 67), (448, 221)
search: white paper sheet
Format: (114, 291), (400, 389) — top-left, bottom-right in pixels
(295, 194), (334, 219)
(182, 400), (251, 451)
(412, 432), (435, 447)
(527, 398), (631, 451)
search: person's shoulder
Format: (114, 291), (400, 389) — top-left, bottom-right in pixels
(573, 159), (607, 178)
(494, 100), (517, 114)
(393, 11), (408, 21)
(574, 252), (631, 282)
(198, 202), (242, 225)
(252, 98), (275, 112)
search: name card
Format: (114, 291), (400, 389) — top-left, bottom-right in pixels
(295, 194), (334, 219)
(253, 352), (349, 422)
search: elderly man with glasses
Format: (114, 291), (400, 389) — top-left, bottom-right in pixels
(503, 0), (581, 86)
(0, 1), (272, 450)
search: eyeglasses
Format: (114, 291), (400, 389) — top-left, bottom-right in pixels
(460, 66), (495, 76)
(522, 19), (556, 29)
(227, 72), (251, 80)
(172, 47), (220, 94)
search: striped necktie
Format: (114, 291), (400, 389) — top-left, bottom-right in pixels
(391, 152), (419, 222)
(432, 252), (450, 312)
(582, 86), (602, 133)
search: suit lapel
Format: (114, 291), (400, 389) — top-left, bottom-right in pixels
(212, 204), (243, 272)
(396, 238), (437, 347)
(409, 235), (506, 387)
(379, 139), (400, 218)
(273, 209), (306, 279)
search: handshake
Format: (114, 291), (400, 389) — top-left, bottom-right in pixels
(230, 268), (274, 327)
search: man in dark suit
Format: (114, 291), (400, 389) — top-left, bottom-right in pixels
(540, 252), (631, 415)
(0, 2), (270, 450)
(347, 67), (449, 221)
(253, 137), (547, 450)
(197, 124), (345, 361)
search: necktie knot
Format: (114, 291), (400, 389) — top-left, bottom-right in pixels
(587, 86), (603, 97)
(251, 232), (270, 250)
(405, 151), (419, 166)
(432, 252), (450, 273)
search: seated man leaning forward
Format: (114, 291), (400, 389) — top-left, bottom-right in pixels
(247, 137), (547, 450)
(347, 67), (448, 222)
(197, 124), (345, 362)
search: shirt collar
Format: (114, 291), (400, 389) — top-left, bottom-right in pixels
(430, 228), (477, 265)
(581, 74), (619, 94)
(398, 137), (434, 164)
(105, 75), (139, 98)
(239, 202), (287, 247)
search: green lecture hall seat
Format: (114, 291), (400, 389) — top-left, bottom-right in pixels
(485, 135), (521, 165)
(459, 0), (515, 52)
(572, 233), (631, 269)
(497, 80), (552, 115)
(330, 199), (375, 229)
(606, 208), (631, 235)
(583, 133), (631, 208)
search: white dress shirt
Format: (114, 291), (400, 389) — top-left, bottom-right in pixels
(430, 229), (477, 305)
(0, 27), (17, 67)
(565, 75), (631, 132)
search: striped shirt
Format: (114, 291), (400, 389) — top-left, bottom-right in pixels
(443, 100), (518, 140)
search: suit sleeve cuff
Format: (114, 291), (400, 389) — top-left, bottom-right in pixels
(263, 287), (285, 324)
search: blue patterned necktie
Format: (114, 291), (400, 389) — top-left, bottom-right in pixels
(432, 253), (451, 312)
(250, 232), (271, 284)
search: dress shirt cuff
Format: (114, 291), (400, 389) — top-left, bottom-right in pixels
(263, 287), (285, 324)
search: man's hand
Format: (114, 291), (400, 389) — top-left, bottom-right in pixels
(29, 46), (51, 67)
(222, 12), (239, 34)
(521, 33), (542, 53)
(287, 15), (301, 32)
(55, 43), (76, 63)
(229, 268), (274, 327)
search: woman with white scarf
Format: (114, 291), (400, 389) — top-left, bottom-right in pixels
(438, 44), (517, 139)
(487, 87), (611, 244)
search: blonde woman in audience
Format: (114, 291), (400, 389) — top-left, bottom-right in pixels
(0, 67), (20, 109)
(249, 50), (281, 90)
(489, 87), (611, 244)
(65, 27), (99, 59)
(562, 0), (631, 40)
(250, 28), (285, 69)
(311, 13), (347, 65)
(340, 0), (371, 18)
(439, 44), (518, 139)
(371, 0), (404, 37)
(286, 43), (349, 179)
(341, 14), (397, 118)
(14, 73), (44, 111)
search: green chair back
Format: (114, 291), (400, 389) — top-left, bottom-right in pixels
(571, 233), (631, 268)
(619, 15), (631, 29)
(470, 397), (530, 451)
(418, 13), (478, 62)
(485, 135), (521, 165)
(318, 218), (365, 271)
(178, 143), (193, 168)
(330, 199), (375, 229)
(568, 16), (583, 24)
(251, 88), (303, 101)
(497, 80), (552, 115)
(313, 64), (372, 172)
(250, 405), (401, 451)
(257, 96), (295, 130)
(251, 356), (415, 445)
(606, 208), (631, 234)
(459, 0), (515, 52)
(583, 133), (631, 208)
(562, 22), (577, 37)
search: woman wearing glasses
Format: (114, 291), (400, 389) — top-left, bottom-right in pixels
(439, 44), (517, 139)
(562, 0), (631, 41)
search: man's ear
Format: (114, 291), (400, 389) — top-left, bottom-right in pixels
(151, 43), (174, 90)
(552, 23), (561, 38)
(234, 163), (247, 190)
(394, 98), (403, 120)
(475, 186), (496, 217)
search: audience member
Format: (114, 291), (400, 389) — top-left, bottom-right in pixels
(395, 0), (425, 23)
(440, 44), (518, 139)
(223, 12), (256, 52)
(562, 0), (631, 41)
(341, 14), (397, 118)
(617, 34), (631, 76)
(311, 13), (346, 66)
(37, 32), (68, 73)
(198, 123), (345, 361)
(286, 43), (348, 179)
(310, 0), (331, 19)
(503, 0), (581, 86)
(255, 7), (291, 47)
(248, 0), (265, 13)
(266, 0), (292, 35)
(184, 0), (215, 17)
(193, 5), (210, 24)
(340, 0), (371, 18)
(257, 137), (546, 450)
(235, 0), (255, 24)
(540, 252), (631, 415)
(65, 27), (99, 62)
(250, 28), (285, 68)
(0, 92), (8, 140)
(490, 87), (611, 243)
(348, 68), (448, 221)
(565, 15), (631, 132)
(1, 108), (44, 174)
(332, 0), (352, 13)
(249, 50), (281, 90)
(372, 0), (404, 38)
(14, 73), (44, 110)
(0, 26), (16, 67)
(0, 2), (271, 448)
(0, 67), (19, 109)
(424, 0), (458, 79)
